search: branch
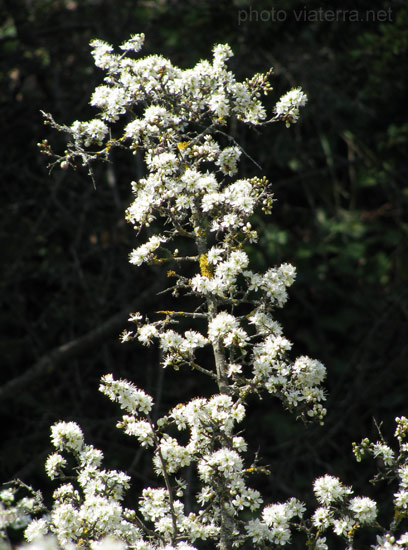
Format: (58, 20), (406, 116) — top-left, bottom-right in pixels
(155, 310), (207, 319)
(149, 417), (179, 541)
(0, 280), (164, 403)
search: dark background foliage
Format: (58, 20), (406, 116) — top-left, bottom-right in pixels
(1, 0), (407, 546)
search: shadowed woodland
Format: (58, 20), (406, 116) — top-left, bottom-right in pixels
(1, 0), (407, 546)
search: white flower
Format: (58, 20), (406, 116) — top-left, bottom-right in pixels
(231, 82), (266, 123)
(51, 422), (84, 453)
(286, 497), (305, 518)
(128, 312), (142, 323)
(51, 502), (81, 545)
(292, 356), (326, 387)
(174, 543), (198, 550)
(80, 495), (122, 534)
(53, 483), (79, 504)
(208, 93), (229, 118)
(189, 136), (220, 163)
(398, 465), (408, 488)
(129, 235), (165, 266)
(160, 329), (184, 353)
(227, 363), (242, 377)
(312, 507), (332, 529)
(208, 311), (239, 342)
(270, 525), (291, 545)
(90, 86), (127, 122)
(397, 533), (408, 545)
(119, 33), (145, 53)
(249, 310), (283, 335)
(263, 334), (292, 358)
(181, 330), (209, 353)
(138, 323), (159, 345)
(208, 394), (245, 427)
(274, 87), (307, 126)
(207, 311), (248, 348)
(216, 146), (241, 176)
(262, 272), (286, 303)
(263, 503), (290, 527)
(223, 179), (256, 215)
(90, 39), (116, 70)
(232, 436), (247, 452)
(373, 534), (399, 550)
(124, 118), (145, 142)
(313, 475), (352, 505)
(278, 263), (296, 286)
(207, 246), (224, 265)
(120, 417), (154, 447)
(223, 326), (248, 349)
(332, 516), (354, 536)
(71, 119), (109, 146)
(214, 250), (249, 286)
(146, 151), (179, 175)
(256, 264), (296, 307)
(45, 453), (67, 480)
(198, 449), (243, 482)
(154, 436), (192, 474)
(42, 36), (320, 550)
(395, 490), (408, 509)
(348, 496), (377, 524)
(201, 191), (223, 212)
(99, 374), (153, 415)
(139, 487), (170, 522)
(0, 488), (15, 504)
(145, 105), (177, 128)
(315, 537), (329, 550)
(212, 43), (233, 69)
(25, 518), (49, 541)
(120, 330), (133, 343)
(245, 518), (271, 543)
(372, 443), (395, 466)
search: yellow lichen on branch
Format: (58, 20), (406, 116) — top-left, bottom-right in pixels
(199, 254), (213, 278)
(177, 141), (190, 151)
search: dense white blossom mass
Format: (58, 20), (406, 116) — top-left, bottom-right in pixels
(5, 32), (403, 550)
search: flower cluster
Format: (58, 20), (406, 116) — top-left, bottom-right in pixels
(100, 374), (154, 415)
(351, 417), (408, 547)
(20, 421), (141, 549)
(15, 30), (408, 550)
(245, 498), (305, 545)
(0, 485), (44, 545)
(274, 87), (308, 127)
(129, 235), (165, 267)
(25, 33), (363, 550)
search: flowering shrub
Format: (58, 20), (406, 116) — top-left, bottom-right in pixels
(2, 33), (408, 550)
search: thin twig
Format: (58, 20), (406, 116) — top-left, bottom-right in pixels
(215, 129), (262, 171)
